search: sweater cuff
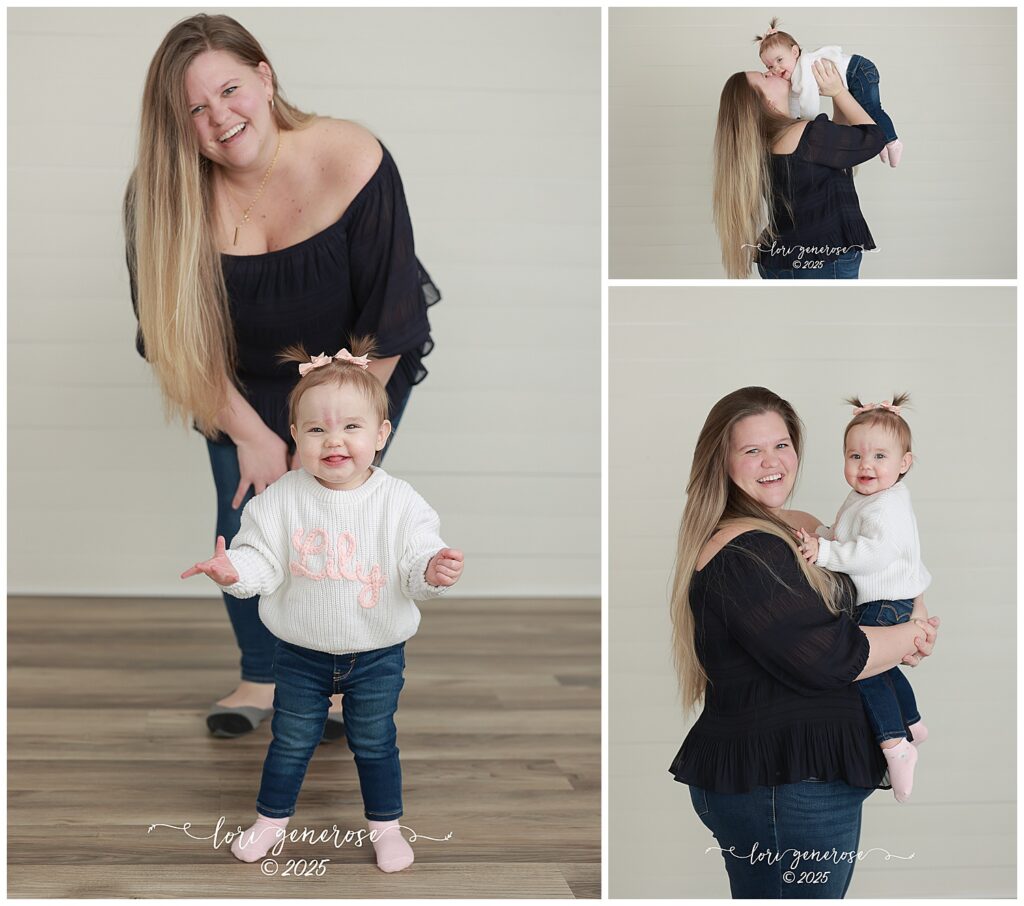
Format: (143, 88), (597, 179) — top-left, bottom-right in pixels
(405, 549), (450, 600)
(221, 549), (272, 599)
(815, 537), (832, 568)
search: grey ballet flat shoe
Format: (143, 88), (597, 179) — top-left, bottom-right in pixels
(320, 712), (346, 744)
(206, 704), (274, 738)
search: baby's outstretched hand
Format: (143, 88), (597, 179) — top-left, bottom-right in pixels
(426, 548), (464, 587)
(181, 535), (240, 586)
(796, 528), (819, 563)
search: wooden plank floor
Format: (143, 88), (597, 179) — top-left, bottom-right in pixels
(8, 596), (600, 898)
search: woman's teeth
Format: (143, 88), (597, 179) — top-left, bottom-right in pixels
(757, 474), (783, 484)
(219, 123), (246, 142)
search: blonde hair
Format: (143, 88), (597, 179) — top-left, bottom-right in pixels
(279, 336), (390, 438)
(124, 14), (316, 437)
(669, 387), (846, 712)
(712, 73), (798, 278)
(843, 393), (913, 481)
(753, 17), (801, 58)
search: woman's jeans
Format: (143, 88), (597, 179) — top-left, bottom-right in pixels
(846, 55), (898, 144)
(206, 385), (412, 683)
(256, 640), (406, 820)
(690, 780), (873, 898)
(758, 249), (863, 279)
(855, 599), (922, 743)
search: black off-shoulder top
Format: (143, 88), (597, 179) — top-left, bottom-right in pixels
(669, 531), (889, 793)
(756, 115), (887, 269)
(130, 143), (439, 447)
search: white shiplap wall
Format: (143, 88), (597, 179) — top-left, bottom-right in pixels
(610, 7), (1017, 278)
(609, 288), (1015, 898)
(7, 8), (600, 597)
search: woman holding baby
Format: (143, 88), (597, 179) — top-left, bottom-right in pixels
(668, 387), (939, 898)
(713, 53), (887, 279)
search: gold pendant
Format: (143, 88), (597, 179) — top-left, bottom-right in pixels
(233, 226), (240, 246)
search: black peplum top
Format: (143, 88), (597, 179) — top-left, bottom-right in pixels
(669, 531), (889, 793)
(130, 143), (439, 448)
(756, 115), (887, 269)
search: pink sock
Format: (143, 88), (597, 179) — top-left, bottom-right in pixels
(885, 139), (903, 167)
(368, 819), (414, 872)
(883, 738), (918, 803)
(879, 144), (889, 164)
(908, 720), (928, 747)
(230, 815), (289, 863)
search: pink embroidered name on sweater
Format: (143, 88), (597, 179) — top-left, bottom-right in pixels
(290, 528), (386, 609)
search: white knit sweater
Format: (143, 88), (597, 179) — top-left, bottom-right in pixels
(789, 45), (853, 120)
(815, 482), (931, 605)
(220, 467), (449, 654)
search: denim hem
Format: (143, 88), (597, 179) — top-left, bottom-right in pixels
(240, 674), (276, 684)
(365, 810), (404, 821)
(877, 732), (909, 744)
(256, 802), (296, 819)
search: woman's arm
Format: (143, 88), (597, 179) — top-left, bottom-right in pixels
(216, 379), (289, 508)
(367, 355), (400, 387)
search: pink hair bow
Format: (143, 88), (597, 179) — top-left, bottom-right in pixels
(853, 401), (902, 417)
(298, 353), (333, 376)
(297, 348), (371, 376)
(333, 348), (370, 369)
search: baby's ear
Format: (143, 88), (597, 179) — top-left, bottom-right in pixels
(900, 451), (913, 473)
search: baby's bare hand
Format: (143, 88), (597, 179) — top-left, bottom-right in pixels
(181, 535), (240, 586)
(426, 548), (464, 587)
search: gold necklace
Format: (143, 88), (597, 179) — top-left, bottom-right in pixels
(229, 135), (282, 245)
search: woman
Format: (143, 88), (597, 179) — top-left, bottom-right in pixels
(124, 14), (439, 739)
(713, 60), (886, 279)
(668, 387), (939, 898)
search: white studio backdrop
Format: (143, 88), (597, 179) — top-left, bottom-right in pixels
(8, 7), (600, 598)
(609, 287), (1015, 897)
(610, 6), (1017, 278)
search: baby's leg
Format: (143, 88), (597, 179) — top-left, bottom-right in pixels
(845, 55), (902, 164)
(232, 643), (333, 863)
(342, 643), (413, 872)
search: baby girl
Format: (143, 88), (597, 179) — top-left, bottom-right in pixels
(755, 17), (903, 167)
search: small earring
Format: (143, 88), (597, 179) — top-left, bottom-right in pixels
(269, 96), (276, 110)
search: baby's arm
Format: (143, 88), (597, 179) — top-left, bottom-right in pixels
(399, 498), (463, 600)
(815, 515), (900, 575)
(181, 496), (285, 598)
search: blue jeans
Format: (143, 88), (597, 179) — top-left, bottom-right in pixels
(257, 640), (406, 820)
(846, 55), (897, 144)
(758, 249), (862, 279)
(855, 599), (922, 744)
(205, 385), (412, 683)
(690, 780), (873, 898)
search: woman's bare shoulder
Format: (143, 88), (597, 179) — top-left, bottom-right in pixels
(298, 118), (384, 199)
(772, 120), (810, 155)
(780, 509), (821, 532)
(696, 520), (765, 571)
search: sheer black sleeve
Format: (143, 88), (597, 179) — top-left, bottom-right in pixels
(346, 146), (437, 360)
(797, 114), (887, 170)
(707, 532), (868, 694)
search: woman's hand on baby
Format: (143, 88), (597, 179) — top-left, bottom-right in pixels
(180, 535), (240, 586)
(812, 59), (845, 97)
(232, 430), (289, 509)
(902, 616), (940, 667)
(426, 548), (464, 587)
(796, 528), (819, 563)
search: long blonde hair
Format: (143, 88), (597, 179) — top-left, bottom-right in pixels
(712, 73), (797, 278)
(124, 13), (316, 436)
(669, 387), (846, 711)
